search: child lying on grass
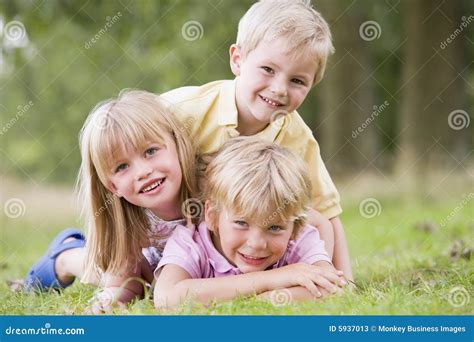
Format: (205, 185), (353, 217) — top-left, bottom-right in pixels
(154, 137), (347, 308)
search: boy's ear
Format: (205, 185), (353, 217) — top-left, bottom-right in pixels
(229, 44), (242, 77)
(204, 200), (217, 232)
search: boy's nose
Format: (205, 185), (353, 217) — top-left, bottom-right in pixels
(246, 230), (267, 250)
(270, 77), (287, 97)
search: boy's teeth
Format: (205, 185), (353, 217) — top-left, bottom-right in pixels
(262, 96), (279, 107)
(242, 254), (263, 260)
(142, 179), (163, 193)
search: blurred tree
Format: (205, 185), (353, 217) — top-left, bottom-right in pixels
(396, 0), (470, 189)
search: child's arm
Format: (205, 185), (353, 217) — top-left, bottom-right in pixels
(256, 261), (344, 302)
(90, 257), (153, 314)
(154, 261), (344, 309)
(331, 216), (353, 281)
(307, 208), (334, 258)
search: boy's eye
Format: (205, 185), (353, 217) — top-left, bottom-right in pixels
(268, 225), (284, 233)
(234, 220), (248, 227)
(292, 78), (305, 85)
(145, 147), (158, 156)
(115, 163), (128, 173)
(262, 66), (274, 74)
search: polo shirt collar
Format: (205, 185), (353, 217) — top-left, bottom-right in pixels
(217, 80), (239, 127)
(216, 79), (289, 142)
(198, 222), (240, 275)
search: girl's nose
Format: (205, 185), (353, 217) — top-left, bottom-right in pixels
(136, 161), (152, 180)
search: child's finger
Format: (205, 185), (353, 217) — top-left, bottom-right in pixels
(312, 275), (338, 294)
(300, 279), (322, 298)
(317, 270), (343, 286)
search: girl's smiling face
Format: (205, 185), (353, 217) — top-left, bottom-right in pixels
(207, 205), (295, 273)
(107, 134), (183, 220)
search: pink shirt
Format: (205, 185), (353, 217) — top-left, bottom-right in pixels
(156, 222), (331, 278)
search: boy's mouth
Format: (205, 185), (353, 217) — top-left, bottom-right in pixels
(259, 95), (284, 108)
(238, 252), (268, 266)
(140, 178), (165, 193)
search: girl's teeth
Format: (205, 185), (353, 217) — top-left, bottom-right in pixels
(142, 179), (163, 193)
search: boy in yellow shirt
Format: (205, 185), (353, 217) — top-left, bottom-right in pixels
(162, 0), (352, 280)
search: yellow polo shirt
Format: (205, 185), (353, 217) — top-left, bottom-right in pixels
(161, 80), (342, 219)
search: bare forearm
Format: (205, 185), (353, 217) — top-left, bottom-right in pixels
(155, 270), (279, 308)
(331, 217), (353, 281)
(308, 208), (334, 258)
(257, 286), (332, 303)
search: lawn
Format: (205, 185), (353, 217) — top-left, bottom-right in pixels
(1, 180), (472, 315)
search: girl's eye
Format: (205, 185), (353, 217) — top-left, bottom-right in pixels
(292, 78), (305, 85)
(262, 66), (273, 74)
(268, 225), (283, 233)
(115, 163), (128, 173)
(145, 147), (158, 156)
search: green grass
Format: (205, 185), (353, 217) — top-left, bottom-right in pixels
(1, 194), (472, 315)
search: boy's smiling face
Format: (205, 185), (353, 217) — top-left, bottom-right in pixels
(231, 38), (318, 131)
(207, 205), (296, 274)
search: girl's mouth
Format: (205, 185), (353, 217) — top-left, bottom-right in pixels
(140, 178), (165, 194)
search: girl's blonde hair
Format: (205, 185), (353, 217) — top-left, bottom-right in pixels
(236, 0), (335, 85)
(78, 90), (198, 277)
(204, 137), (311, 235)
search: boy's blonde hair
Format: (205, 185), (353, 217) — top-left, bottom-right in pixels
(204, 137), (311, 235)
(236, 0), (335, 84)
(78, 90), (198, 277)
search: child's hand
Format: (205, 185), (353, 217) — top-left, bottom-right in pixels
(87, 287), (130, 314)
(275, 262), (346, 297)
